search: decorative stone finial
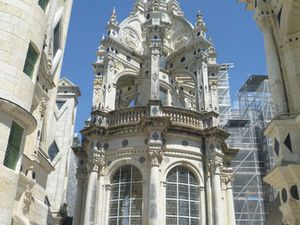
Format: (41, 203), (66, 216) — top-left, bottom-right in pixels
(108, 7), (117, 26)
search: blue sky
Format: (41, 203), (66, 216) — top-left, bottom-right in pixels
(62, 0), (267, 133)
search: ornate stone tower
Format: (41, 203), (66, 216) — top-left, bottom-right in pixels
(74, 1), (237, 225)
(239, 0), (300, 224)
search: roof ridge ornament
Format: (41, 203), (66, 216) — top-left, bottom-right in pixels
(108, 7), (117, 26)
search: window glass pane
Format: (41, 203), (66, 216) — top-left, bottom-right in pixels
(53, 22), (60, 56)
(190, 186), (199, 201)
(120, 183), (130, 198)
(179, 200), (189, 216)
(166, 166), (200, 225)
(131, 199), (142, 215)
(160, 87), (167, 105)
(111, 185), (119, 199)
(166, 168), (177, 182)
(166, 184), (177, 198)
(166, 200), (177, 216)
(178, 167), (188, 183)
(56, 100), (66, 110)
(191, 219), (199, 225)
(166, 217), (177, 225)
(131, 217), (141, 225)
(190, 202), (199, 217)
(121, 166), (131, 182)
(23, 43), (38, 78)
(179, 218), (189, 225)
(108, 218), (117, 225)
(110, 201), (119, 216)
(4, 122), (24, 170)
(189, 172), (198, 185)
(119, 217), (129, 225)
(48, 141), (59, 161)
(38, 0), (49, 11)
(178, 185), (189, 199)
(132, 183), (142, 198)
(109, 165), (142, 225)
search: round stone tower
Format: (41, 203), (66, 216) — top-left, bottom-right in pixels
(74, 1), (238, 225)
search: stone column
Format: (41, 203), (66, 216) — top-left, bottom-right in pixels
(211, 158), (223, 225)
(196, 62), (209, 111)
(93, 149), (106, 225)
(223, 170), (235, 225)
(103, 58), (118, 111)
(226, 179), (235, 225)
(150, 40), (162, 100)
(147, 130), (164, 225)
(73, 165), (87, 225)
(84, 147), (100, 225)
(256, 14), (288, 114)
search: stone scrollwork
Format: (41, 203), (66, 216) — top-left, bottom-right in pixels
(23, 180), (35, 214)
(39, 96), (47, 115)
(148, 146), (164, 166)
(282, 215), (299, 225)
(92, 149), (106, 175)
(121, 27), (140, 50)
(221, 171), (234, 185)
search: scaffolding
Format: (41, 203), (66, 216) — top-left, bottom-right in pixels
(217, 63), (233, 126)
(224, 75), (275, 225)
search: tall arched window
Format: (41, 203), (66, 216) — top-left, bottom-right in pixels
(109, 165), (143, 225)
(166, 166), (200, 225)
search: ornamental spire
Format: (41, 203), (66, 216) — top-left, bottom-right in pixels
(196, 10), (206, 31)
(108, 7), (117, 26)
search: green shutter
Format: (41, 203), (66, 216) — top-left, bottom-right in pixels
(38, 0), (49, 11)
(4, 122), (24, 170)
(23, 43), (39, 78)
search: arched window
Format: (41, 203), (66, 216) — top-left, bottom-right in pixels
(166, 166), (200, 225)
(109, 165), (143, 225)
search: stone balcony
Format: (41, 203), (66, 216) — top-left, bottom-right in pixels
(82, 104), (220, 137)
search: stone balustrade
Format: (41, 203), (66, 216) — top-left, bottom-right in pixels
(107, 107), (147, 127)
(91, 105), (217, 130)
(162, 106), (203, 129)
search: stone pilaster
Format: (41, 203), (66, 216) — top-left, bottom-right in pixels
(73, 164), (87, 225)
(147, 139), (164, 225)
(93, 149), (106, 225)
(222, 169), (236, 225)
(84, 147), (104, 225)
(102, 58), (117, 111)
(92, 78), (104, 111)
(149, 40), (162, 101)
(255, 14), (288, 114)
(196, 62), (210, 111)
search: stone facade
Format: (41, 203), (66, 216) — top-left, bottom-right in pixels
(239, 0), (300, 224)
(0, 0), (78, 225)
(74, 1), (238, 225)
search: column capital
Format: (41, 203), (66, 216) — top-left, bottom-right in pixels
(147, 145), (164, 166)
(221, 171), (234, 187)
(255, 14), (274, 31)
(92, 149), (106, 175)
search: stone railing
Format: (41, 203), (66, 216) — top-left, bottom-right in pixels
(91, 105), (214, 129)
(107, 107), (147, 127)
(162, 106), (203, 129)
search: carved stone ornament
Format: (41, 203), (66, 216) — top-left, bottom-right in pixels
(93, 78), (103, 87)
(23, 181), (35, 214)
(92, 149), (106, 175)
(222, 172), (234, 185)
(109, 60), (124, 74)
(282, 214), (299, 225)
(121, 27), (140, 50)
(39, 96), (47, 115)
(148, 146), (164, 166)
